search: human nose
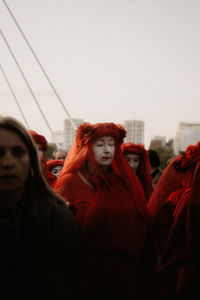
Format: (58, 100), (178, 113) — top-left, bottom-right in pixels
(129, 160), (135, 170)
(104, 144), (110, 153)
(1, 152), (15, 167)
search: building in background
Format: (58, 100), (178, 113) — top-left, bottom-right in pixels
(174, 122), (200, 154)
(123, 120), (144, 144)
(51, 130), (65, 149)
(64, 118), (84, 151)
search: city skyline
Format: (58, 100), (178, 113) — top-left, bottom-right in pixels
(1, 0), (200, 148)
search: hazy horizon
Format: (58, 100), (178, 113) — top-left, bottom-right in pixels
(1, 0), (200, 147)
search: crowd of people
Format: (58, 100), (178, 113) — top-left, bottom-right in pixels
(0, 115), (199, 300)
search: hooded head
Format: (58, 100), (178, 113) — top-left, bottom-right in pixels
(28, 130), (47, 175)
(121, 143), (153, 200)
(148, 141), (200, 216)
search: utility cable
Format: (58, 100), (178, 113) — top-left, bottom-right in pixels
(0, 63), (29, 127)
(0, 29), (54, 134)
(2, 0), (77, 131)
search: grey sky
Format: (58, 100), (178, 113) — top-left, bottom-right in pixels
(1, 0), (200, 147)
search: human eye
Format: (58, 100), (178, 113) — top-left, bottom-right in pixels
(108, 139), (114, 146)
(13, 146), (26, 157)
(95, 140), (104, 147)
(0, 147), (5, 158)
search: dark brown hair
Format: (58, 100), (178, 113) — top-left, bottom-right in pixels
(0, 116), (66, 215)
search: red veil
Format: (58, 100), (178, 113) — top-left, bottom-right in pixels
(54, 123), (153, 299)
(157, 162), (200, 299)
(28, 129), (49, 182)
(56, 122), (149, 219)
(121, 142), (153, 201)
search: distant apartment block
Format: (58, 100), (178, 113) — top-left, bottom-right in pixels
(51, 130), (65, 149)
(174, 122), (200, 154)
(64, 118), (84, 151)
(123, 120), (144, 144)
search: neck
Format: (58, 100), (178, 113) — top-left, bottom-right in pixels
(88, 161), (109, 175)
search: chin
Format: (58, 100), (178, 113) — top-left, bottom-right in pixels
(0, 184), (23, 192)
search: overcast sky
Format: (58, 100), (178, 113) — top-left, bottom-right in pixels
(1, 0), (200, 147)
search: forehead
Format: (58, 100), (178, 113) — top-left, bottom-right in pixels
(94, 136), (114, 143)
(52, 165), (63, 170)
(126, 153), (140, 160)
(0, 128), (26, 147)
(56, 151), (66, 156)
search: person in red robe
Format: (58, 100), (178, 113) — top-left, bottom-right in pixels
(121, 142), (153, 201)
(28, 130), (48, 175)
(149, 142), (200, 259)
(148, 141), (200, 218)
(156, 161), (200, 299)
(54, 122), (155, 300)
(28, 129), (54, 186)
(46, 159), (64, 188)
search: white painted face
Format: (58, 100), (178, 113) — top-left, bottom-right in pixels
(51, 165), (63, 178)
(125, 153), (140, 172)
(92, 136), (115, 167)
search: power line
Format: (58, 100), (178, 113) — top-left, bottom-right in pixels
(0, 63), (29, 127)
(2, 0), (77, 131)
(0, 29), (54, 135)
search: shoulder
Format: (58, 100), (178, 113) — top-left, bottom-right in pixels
(173, 187), (192, 219)
(53, 201), (76, 232)
(53, 172), (81, 199)
(55, 172), (79, 187)
(40, 200), (77, 238)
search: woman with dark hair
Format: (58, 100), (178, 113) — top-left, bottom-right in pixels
(0, 116), (80, 299)
(54, 122), (155, 300)
(148, 149), (163, 189)
(121, 143), (153, 201)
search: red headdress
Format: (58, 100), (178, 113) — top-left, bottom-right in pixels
(121, 143), (153, 200)
(57, 122), (149, 218)
(28, 129), (47, 151)
(148, 141), (200, 217)
(28, 129), (48, 177)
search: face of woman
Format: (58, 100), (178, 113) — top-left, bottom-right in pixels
(92, 136), (115, 167)
(0, 129), (30, 192)
(51, 165), (63, 178)
(125, 153), (140, 172)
